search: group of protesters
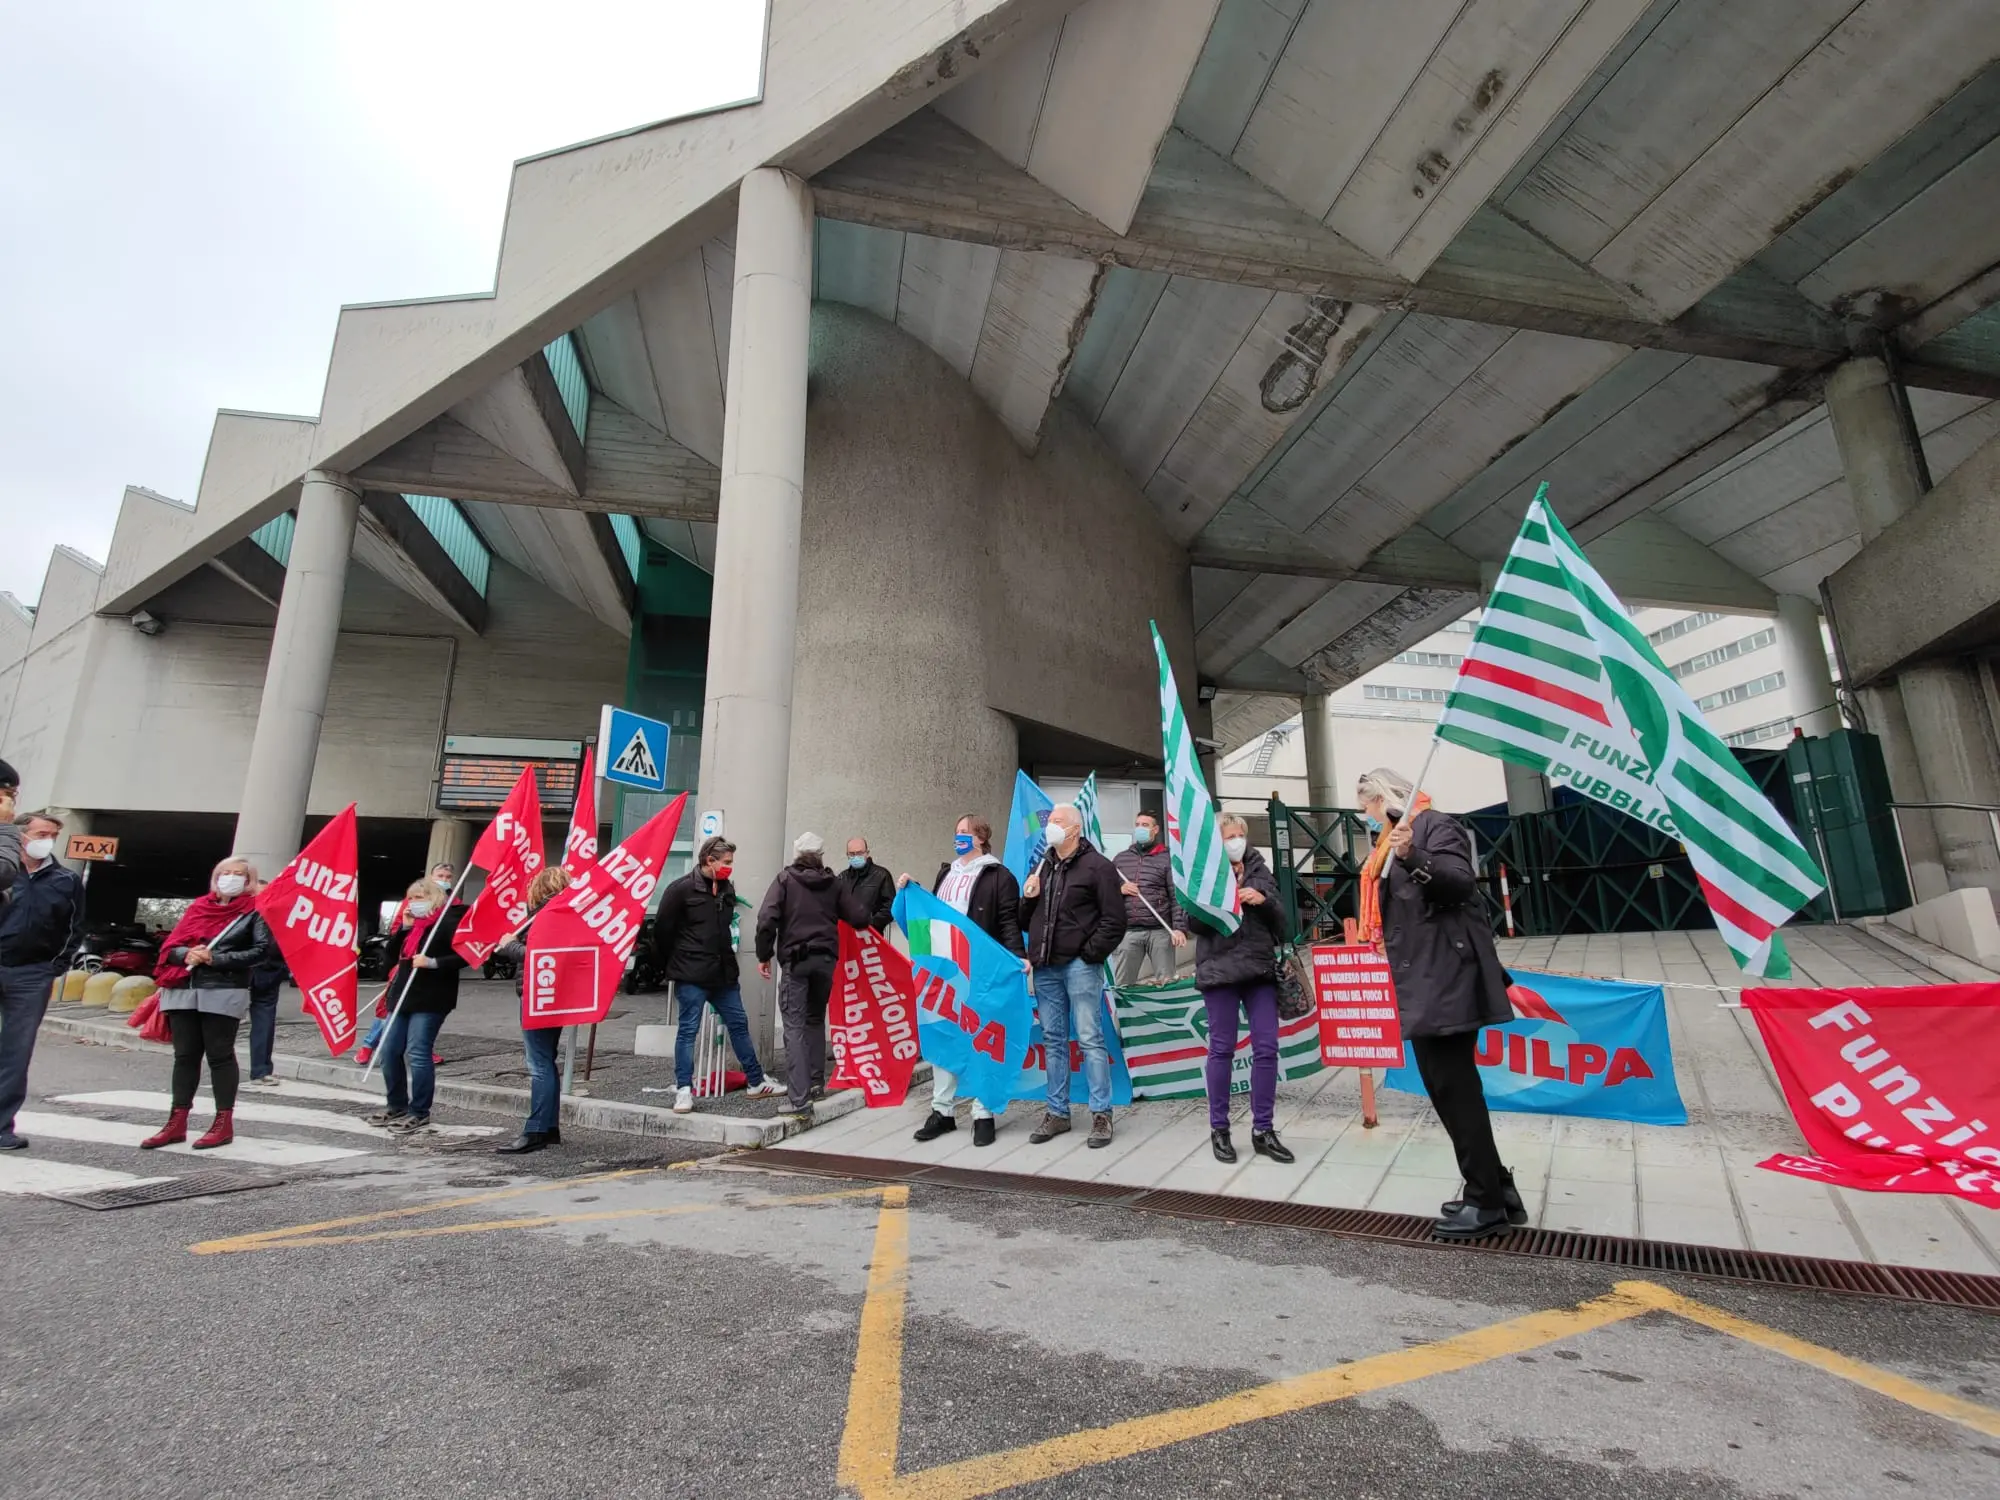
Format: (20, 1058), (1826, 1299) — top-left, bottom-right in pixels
(2, 739), (1521, 1240)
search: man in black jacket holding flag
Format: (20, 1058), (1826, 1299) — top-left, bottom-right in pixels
(1020, 803), (1127, 1150)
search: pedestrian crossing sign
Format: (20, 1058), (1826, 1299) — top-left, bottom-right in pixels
(597, 704), (672, 792)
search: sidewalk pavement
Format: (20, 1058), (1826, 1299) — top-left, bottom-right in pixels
(39, 979), (866, 1148)
(786, 924), (2000, 1276)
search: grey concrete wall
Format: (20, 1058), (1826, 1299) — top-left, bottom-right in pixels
(19, 554), (625, 824)
(1826, 426), (2000, 685)
(786, 303), (1194, 889)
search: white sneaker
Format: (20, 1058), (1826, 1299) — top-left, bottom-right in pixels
(672, 1086), (694, 1114)
(246, 1075), (281, 1089)
(744, 1078), (784, 1098)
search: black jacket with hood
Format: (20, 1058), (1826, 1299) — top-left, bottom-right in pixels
(1192, 848), (1289, 989)
(929, 858), (1025, 958)
(835, 860), (896, 934)
(755, 859), (867, 967)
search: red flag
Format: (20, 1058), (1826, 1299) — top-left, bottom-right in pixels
(563, 745), (599, 877)
(832, 922), (921, 1106)
(256, 805), (361, 1055)
(523, 794), (686, 1029)
(1745, 984), (2000, 1204)
(453, 768), (546, 966)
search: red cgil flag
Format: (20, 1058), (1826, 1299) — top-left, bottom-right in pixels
(523, 793), (687, 1029)
(452, 767), (545, 966)
(831, 922), (921, 1106)
(256, 805), (362, 1055)
(563, 745), (599, 877)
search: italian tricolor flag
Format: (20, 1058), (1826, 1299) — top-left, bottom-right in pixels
(1436, 486), (1824, 978)
(906, 916), (973, 977)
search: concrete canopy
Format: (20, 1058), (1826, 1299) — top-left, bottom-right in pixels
(70, 0), (2000, 763)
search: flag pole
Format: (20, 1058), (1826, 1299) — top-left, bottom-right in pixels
(362, 864), (473, 1086)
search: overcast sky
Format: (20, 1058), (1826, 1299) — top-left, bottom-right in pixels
(0, 0), (767, 604)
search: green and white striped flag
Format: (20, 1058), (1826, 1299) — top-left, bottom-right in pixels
(1436, 486), (1824, 977)
(1151, 620), (1239, 933)
(1118, 979), (1321, 1098)
(1075, 772), (1107, 851)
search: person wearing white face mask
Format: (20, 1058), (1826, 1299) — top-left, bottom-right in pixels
(139, 857), (273, 1151)
(1192, 814), (1294, 1165)
(0, 799), (86, 1150)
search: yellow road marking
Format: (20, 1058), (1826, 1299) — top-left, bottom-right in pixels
(839, 1185), (911, 1497)
(191, 1171), (885, 1255)
(1623, 1281), (2000, 1440)
(863, 1284), (1659, 1500)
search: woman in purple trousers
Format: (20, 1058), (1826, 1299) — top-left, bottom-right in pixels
(1195, 814), (1295, 1165)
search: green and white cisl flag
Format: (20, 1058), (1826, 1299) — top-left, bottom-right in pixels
(1150, 620), (1238, 934)
(1435, 486), (1824, 977)
(1074, 772), (1107, 851)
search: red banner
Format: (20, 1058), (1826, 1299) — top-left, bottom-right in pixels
(523, 794), (687, 1029)
(563, 745), (599, 877)
(1312, 943), (1406, 1068)
(831, 922), (921, 1106)
(453, 767), (545, 966)
(256, 805), (361, 1055)
(1745, 984), (2000, 1204)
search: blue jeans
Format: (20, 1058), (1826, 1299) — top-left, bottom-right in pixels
(675, 982), (766, 1091)
(381, 1009), (446, 1117)
(522, 1025), (562, 1134)
(248, 996), (278, 1079)
(1034, 959), (1112, 1117)
(0, 961), (57, 1135)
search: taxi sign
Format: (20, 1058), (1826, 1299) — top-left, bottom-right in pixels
(66, 834), (119, 862)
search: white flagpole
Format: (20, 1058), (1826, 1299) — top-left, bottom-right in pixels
(362, 865), (473, 1086)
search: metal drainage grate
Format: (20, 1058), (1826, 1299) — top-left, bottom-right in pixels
(746, 1150), (2000, 1315)
(42, 1172), (286, 1212)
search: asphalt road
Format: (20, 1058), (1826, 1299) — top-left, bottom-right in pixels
(3, 1037), (1997, 1499)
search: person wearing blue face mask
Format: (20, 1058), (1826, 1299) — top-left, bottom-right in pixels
(1110, 811), (1188, 985)
(835, 836), (895, 935)
(899, 814), (1023, 1147)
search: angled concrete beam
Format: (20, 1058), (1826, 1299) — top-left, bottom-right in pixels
(1297, 588), (1478, 692)
(353, 491), (489, 634)
(813, 110), (2000, 394)
(459, 500), (635, 635)
(352, 395), (719, 522)
(447, 352), (585, 494)
(585, 513), (639, 618)
(1189, 525), (1484, 593)
(208, 537), (288, 609)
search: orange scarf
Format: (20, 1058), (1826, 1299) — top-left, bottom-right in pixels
(1351, 793), (1432, 949)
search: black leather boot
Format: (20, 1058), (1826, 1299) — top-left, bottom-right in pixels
(913, 1111), (957, 1142)
(1251, 1129), (1295, 1164)
(1210, 1128), (1236, 1163)
(1432, 1201), (1514, 1241)
(494, 1131), (551, 1155)
(1439, 1168), (1528, 1226)
(972, 1117), (996, 1147)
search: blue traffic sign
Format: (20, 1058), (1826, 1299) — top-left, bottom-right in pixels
(597, 704), (671, 792)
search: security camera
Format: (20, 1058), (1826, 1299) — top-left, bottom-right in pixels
(1194, 735), (1223, 751)
(131, 610), (164, 636)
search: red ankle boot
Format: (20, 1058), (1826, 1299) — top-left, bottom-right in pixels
(140, 1108), (190, 1149)
(191, 1110), (235, 1150)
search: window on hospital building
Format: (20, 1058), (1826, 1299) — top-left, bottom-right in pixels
(1669, 627), (1775, 681)
(1648, 610), (1725, 646)
(1695, 672), (1785, 712)
(1392, 650), (1463, 668)
(1364, 684), (1451, 704)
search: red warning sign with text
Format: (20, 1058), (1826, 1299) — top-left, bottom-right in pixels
(1312, 943), (1406, 1068)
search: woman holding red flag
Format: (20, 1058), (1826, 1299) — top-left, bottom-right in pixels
(139, 857), (275, 1151)
(491, 865), (572, 1154)
(367, 878), (470, 1134)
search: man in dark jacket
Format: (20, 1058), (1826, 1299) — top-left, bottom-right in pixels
(755, 832), (867, 1115)
(836, 837), (895, 934)
(1019, 803), (1128, 1149)
(1110, 811), (1187, 985)
(651, 836), (782, 1114)
(1367, 766), (1519, 1242)
(0, 808), (84, 1149)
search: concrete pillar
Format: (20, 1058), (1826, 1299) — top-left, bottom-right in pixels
(1897, 664), (2000, 897)
(695, 167), (813, 1057)
(1774, 594), (1841, 737)
(425, 818), (472, 876)
(1825, 357), (1929, 542)
(1300, 692), (1337, 807)
(1859, 683), (1947, 903)
(233, 471), (361, 875)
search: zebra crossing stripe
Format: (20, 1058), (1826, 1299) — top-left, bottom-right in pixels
(55, 1091), (504, 1139)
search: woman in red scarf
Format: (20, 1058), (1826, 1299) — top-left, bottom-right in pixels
(365, 878), (469, 1133)
(139, 857), (274, 1150)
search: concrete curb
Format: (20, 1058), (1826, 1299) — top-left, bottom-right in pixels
(1852, 917), (2000, 984)
(37, 1011), (879, 1149)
